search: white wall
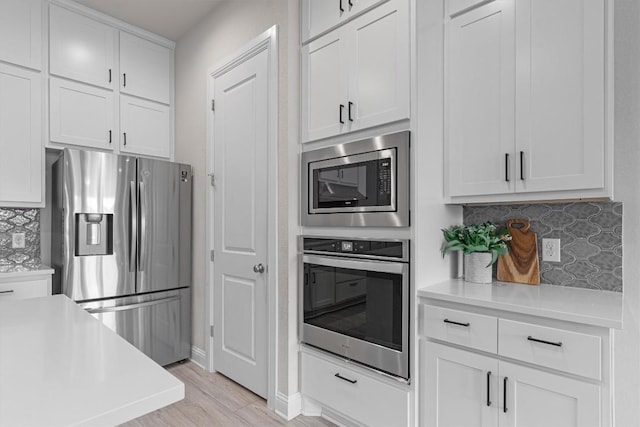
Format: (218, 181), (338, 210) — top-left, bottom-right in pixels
(174, 0), (291, 394)
(613, 0), (640, 424)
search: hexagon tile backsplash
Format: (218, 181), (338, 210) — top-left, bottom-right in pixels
(464, 202), (623, 292)
(0, 208), (41, 271)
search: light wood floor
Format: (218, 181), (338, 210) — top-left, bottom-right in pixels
(121, 361), (335, 427)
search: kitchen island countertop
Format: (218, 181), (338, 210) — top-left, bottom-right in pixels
(0, 294), (184, 427)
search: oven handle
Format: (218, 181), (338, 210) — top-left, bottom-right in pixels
(302, 254), (407, 274)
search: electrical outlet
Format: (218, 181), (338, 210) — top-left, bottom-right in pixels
(11, 232), (26, 249)
(542, 238), (561, 262)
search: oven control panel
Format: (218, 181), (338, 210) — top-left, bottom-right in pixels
(303, 237), (406, 260)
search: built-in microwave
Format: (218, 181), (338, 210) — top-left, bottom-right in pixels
(301, 131), (410, 227)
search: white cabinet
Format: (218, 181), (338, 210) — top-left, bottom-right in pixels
(49, 4), (115, 89)
(301, 0), (409, 143)
(0, 272), (52, 300)
(301, 0), (387, 42)
(50, 77), (115, 150)
(445, 0), (611, 202)
(120, 95), (170, 158)
(120, 32), (171, 105)
(0, 63), (43, 207)
(0, 0), (42, 70)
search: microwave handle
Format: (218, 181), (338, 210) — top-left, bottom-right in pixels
(303, 254), (406, 275)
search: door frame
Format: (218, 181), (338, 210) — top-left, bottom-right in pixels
(205, 25), (278, 407)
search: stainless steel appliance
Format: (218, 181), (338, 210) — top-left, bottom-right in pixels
(51, 148), (192, 366)
(301, 131), (410, 227)
(300, 236), (409, 379)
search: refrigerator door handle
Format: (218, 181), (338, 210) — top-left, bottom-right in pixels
(129, 181), (138, 272)
(85, 295), (180, 314)
(139, 180), (148, 270)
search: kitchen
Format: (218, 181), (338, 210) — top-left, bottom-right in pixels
(0, 0), (638, 426)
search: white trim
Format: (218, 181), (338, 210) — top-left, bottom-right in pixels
(189, 346), (207, 370)
(205, 25), (279, 409)
(275, 391), (302, 421)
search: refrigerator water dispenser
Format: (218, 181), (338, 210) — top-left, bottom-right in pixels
(75, 213), (113, 256)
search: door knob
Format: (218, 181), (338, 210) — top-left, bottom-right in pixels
(253, 263), (265, 274)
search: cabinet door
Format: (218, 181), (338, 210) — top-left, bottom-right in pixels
(301, 0), (387, 42)
(301, 28), (349, 142)
(120, 95), (171, 159)
(422, 341), (499, 427)
(0, 64), (42, 206)
(446, 0), (515, 197)
(0, 0), (42, 70)
(499, 361), (601, 427)
(49, 4), (115, 89)
(120, 32), (171, 105)
(348, 0), (409, 132)
(515, 0), (605, 193)
(49, 77), (115, 150)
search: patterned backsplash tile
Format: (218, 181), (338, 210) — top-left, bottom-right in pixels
(463, 202), (622, 292)
(0, 208), (41, 271)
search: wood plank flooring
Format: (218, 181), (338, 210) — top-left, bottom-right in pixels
(121, 361), (335, 427)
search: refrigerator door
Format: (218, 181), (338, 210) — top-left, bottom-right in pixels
(80, 288), (192, 366)
(137, 158), (192, 293)
(58, 149), (137, 301)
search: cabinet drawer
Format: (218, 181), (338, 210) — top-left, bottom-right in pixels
(0, 279), (49, 300)
(422, 305), (498, 354)
(301, 351), (409, 427)
(498, 319), (601, 380)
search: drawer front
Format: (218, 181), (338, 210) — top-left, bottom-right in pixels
(498, 318), (602, 380)
(0, 279), (49, 300)
(301, 351), (409, 427)
(422, 305), (498, 354)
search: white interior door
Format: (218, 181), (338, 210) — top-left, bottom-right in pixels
(211, 48), (269, 398)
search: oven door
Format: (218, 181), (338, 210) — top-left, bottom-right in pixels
(300, 254), (409, 379)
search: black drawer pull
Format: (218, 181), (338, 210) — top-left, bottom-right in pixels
(527, 336), (563, 347)
(486, 371), (492, 407)
(503, 377), (508, 413)
(334, 373), (357, 384)
(505, 153), (510, 182)
(443, 318), (470, 327)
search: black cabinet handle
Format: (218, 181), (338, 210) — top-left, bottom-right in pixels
(108, 130), (112, 144)
(108, 68), (112, 83)
(339, 104), (345, 124)
(503, 377), (508, 413)
(348, 101), (354, 122)
(443, 318), (470, 327)
(123, 73), (127, 87)
(527, 336), (562, 347)
(335, 373), (357, 384)
(123, 132), (127, 146)
(505, 153), (510, 182)
(339, 0), (344, 12)
(486, 371), (492, 407)
(348, 0), (353, 6)
(520, 151), (524, 180)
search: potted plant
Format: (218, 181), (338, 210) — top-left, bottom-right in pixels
(441, 222), (511, 284)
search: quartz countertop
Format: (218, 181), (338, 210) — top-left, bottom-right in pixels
(0, 264), (54, 277)
(417, 279), (623, 329)
(0, 295), (184, 426)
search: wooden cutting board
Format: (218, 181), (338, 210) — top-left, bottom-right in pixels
(497, 219), (540, 285)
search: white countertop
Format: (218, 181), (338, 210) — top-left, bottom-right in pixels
(0, 295), (184, 427)
(417, 279), (623, 329)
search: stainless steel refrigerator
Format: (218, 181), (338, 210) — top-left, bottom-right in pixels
(51, 148), (192, 366)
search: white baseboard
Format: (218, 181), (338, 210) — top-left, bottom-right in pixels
(190, 345), (206, 369)
(275, 391), (302, 421)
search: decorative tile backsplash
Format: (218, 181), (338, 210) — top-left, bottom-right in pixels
(464, 202), (623, 292)
(0, 208), (41, 271)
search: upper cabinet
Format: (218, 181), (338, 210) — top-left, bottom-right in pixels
(120, 32), (171, 105)
(301, 0), (409, 143)
(0, 0), (42, 70)
(301, 0), (387, 43)
(445, 0), (612, 203)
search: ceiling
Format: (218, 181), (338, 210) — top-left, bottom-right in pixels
(73, 0), (224, 41)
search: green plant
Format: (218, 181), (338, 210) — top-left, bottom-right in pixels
(441, 222), (511, 267)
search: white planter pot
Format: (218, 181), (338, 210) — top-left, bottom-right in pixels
(464, 252), (493, 284)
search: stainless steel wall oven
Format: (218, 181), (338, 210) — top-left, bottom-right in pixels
(300, 236), (409, 379)
(301, 131), (410, 227)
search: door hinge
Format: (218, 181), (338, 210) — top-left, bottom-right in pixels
(210, 325), (214, 337)
(210, 250), (214, 262)
(211, 99), (215, 111)
(208, 173), (215, 186)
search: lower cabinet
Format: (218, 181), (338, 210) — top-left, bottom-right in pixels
(422, 341), (601, 427)
(0, 273), (52, 300)
(301, 347), (410, 427)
